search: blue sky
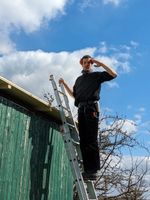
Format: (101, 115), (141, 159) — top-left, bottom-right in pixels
(0, 0), (150, 160)
(11, 0), (150, 52)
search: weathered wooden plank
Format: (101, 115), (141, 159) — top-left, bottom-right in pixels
(0, 96), (73, 200)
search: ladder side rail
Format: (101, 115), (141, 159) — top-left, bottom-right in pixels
(49, 75), (89, 200)
(59, 82), (83, 163)
(50, 75), (98, 200)
(59, 83), (79, 133)
(62, 130), (90, 200)
(50, 75), (82, 161)
(86, 181), (98, 200)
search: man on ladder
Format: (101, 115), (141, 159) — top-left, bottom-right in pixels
(59, 55), (117, 180)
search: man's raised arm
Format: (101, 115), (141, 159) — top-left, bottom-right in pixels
(59, 78), (74, 97)
(90, 58), (117, 78)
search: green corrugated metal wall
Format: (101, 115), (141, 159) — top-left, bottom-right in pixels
(0, 96), (73, 200)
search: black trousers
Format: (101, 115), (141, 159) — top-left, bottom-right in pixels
(78, 102), (100, 172)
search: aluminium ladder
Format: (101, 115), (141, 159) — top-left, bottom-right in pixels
(49, 74), (98, 200)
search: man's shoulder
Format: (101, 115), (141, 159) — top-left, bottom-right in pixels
(75, 71), (102, 80)
(92, 71), (102, 75)
(75, 74), (82, 81)
(93, 71), (109, 76)
(76, 71), (101, 79)
(91, 71), (103, 77)
(74, 74), (82, 85)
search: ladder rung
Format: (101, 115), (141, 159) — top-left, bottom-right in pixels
(58, 90), (66, 96)
(67, 122), (75, 128)
(72, 139), (80, 146)
(86, 181), (97, 199)
(61, 106), (70, 112)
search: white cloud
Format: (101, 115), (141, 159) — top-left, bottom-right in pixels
(115, 52), (131, 60)
(111, 119), (137, 135)
(100, 117), (137, 136)
(103, 0), (124, 6)
(0, 47), (95, 112)
(102, 107), (113, 113)
(120, 156), (150, 180)
(78, 0), (95, 11)
(127, 105), (132, 109)
(0, 0), (68, 32)
(109, 155), (150, 175)
(97, 56), (130, 73)
(139, 121), (150, 134)
(105, 155), (150, 199)
(98, 46), (108, 54)
(0, 0), (69, 54)
(0, 43), (137, 113)
(96, 42), (137, 74)
(0, 32), (16, 55)
(134, 114), (142, 124)
(121, 44), (131, 51)
(79, 0), (124, 11)
(138, 107), (145, 112)
(130, 40), (139, 48)
(122, 119), (137, 134)
(98, 42), (108, 54)
(118, 60), (131, 73)
(107, 81), (119, 88)
(0, 44), (133, 97)
(131, 107), (146, 128)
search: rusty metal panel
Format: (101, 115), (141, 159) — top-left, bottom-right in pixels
(0, 96), (73, 200)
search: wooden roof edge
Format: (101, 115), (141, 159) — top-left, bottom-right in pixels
(0, 75), (61, 123)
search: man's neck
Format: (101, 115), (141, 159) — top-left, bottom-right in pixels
(82, 69), (92, 74)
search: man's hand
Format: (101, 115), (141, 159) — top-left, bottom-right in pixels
(90, 58), (103, 67)
(88, 57), (103, 66)
(59, 78), (65, 85)
(58, 78), (74, 97)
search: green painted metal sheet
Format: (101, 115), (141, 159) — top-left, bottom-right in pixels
(0, 96), (73, 200)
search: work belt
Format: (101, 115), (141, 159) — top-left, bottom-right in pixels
(78, 101), (100, 113)
(78, 100), (98, 107)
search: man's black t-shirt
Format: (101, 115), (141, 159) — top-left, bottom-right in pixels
(73, 71), (115, 107)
